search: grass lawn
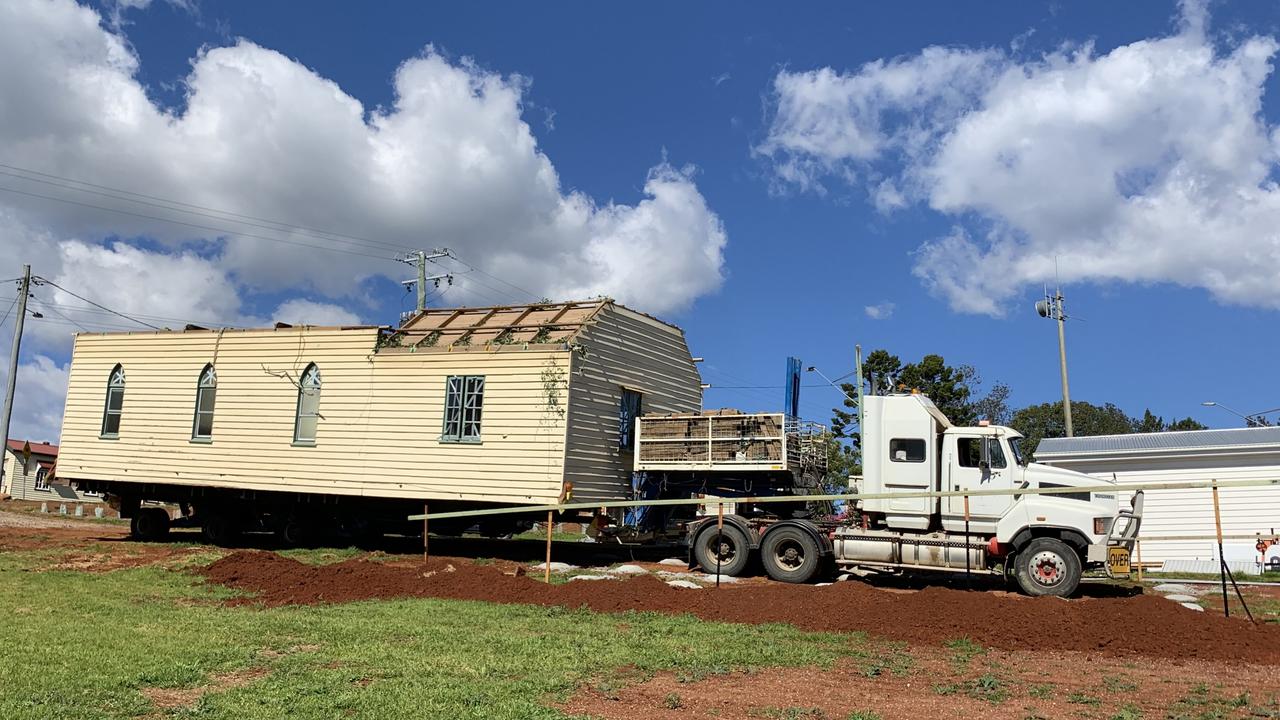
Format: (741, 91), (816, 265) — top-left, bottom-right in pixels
(0, 547), (866, 719)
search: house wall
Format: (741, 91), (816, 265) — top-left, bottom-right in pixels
(1040, 452), (1280, 569)
(2, 450), (98, 503)
(56, 327), (573, 505)
(562, 305), (703, 501)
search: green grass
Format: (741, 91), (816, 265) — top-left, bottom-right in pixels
(0, 547), (866, 720)
(944, 636), (986, 668)
(1143, 570), (1280, 584)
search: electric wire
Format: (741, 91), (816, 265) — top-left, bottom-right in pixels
(31, 277), (161, 330)
(0, 164), (417, 255)
(0, 295), (18, 331)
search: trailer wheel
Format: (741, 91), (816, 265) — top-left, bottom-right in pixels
(201, 511), (240, 547)
(760, 526), (821, 583)
(1015, 537), (1082, 597)
(131, 508), (170, 542)
(276, 518), (308, 548)
(693, 523), (750, 577)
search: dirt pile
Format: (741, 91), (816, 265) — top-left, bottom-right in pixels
(202, 551), (1280, 662)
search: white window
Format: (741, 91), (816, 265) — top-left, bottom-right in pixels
(293, 363), (321, 444)
(101, 364), (125, 437)
(191, 364), (217, 440)
(442, 375), (485, 442)
(34, 467), (49, 492)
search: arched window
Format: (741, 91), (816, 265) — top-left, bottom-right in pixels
(191, 364), (217, 440)
(101, 365), (125, 437)
(293, 363), (321, 444)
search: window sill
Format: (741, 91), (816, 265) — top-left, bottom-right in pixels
(439, 438), (483, 445)
(189, 437), (212, 445)
(99, 434), (119, 440)
(291, 440), (317, 448)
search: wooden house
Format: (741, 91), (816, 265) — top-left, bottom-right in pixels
(55, 300), (702, 509)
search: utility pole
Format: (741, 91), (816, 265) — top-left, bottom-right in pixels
(397, 248), (452, 315)
(0, 265), (31, 496)
(1035, 288), (1073, 437)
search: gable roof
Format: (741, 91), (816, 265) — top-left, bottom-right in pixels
(6, 439), (58, 457)
(394, 299), (612, 349)
(1036, 426), (1280, 458)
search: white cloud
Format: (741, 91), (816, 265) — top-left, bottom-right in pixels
(0, 0), (728, 440)
(0, 355), (69, 445)
(0, 0), (725, 318)
(864, 302), (895, 320)
(759, 1), (1280, 315)
(272, 299), (362, 327)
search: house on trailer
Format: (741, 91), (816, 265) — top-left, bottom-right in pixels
(54, 300), (703, 523)
(1, 439), (100, 503)
(1036, 427), (1280, 574)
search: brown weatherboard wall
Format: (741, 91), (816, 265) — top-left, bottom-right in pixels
(562, 305), (703, 501)
(57, 326), (574, 505)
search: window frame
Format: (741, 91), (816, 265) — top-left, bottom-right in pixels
(190, 364), (217, 442)
(293, 363), (322, 446)
(956, 436), (1007, 470)
(33, 466), (49, 492)
(100, 364), (125, 439)
(888, 438), (927, 463)
(441, 375), (485, 443)
(618, 388), (642, 451)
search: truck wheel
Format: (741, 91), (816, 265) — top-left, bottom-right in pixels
(1015, 537), (1082, 597)
(276, 518), (308, 548)
(760, 526), (821, 583)
(131, 508), (170, 541)
(693, 523), (750, 577)
(201, 511), (240, 547)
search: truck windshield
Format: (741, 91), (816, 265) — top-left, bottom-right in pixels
(1010, 438), (1026, 466)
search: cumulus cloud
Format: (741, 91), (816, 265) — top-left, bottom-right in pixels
(0, 355), (69, 445)
(864, 302), (895, 320)
(0, 0), (727, 440)
(272, 299), (363, 327)
(759, 0), (1280, 315)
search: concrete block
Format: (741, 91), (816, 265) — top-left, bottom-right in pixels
(94, 507), (104, 518)
(530, 561), (577, 572)
(1163, 593), (1200, 603)
(697, 574), (740, 584)
(74, 505), (83, 517)
(1180, 602), (1205, 612)
(40, 502), (48, 513)
(58, 504), (67, 515)
(607, 564), (648, 575)
(1152, 583), (1196, 594)
(568, 574), (612, 581)
(658, 558), (687, 566)
(666, 580), (702, 589)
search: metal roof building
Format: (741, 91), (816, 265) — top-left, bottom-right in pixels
(1036, 427), (1280, 574)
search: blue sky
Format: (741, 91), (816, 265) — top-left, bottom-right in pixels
(3, 0), (1280, 441)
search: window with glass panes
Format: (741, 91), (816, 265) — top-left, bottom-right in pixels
(442, 375), (485, 442)
(101, 365), (125, 437)
(293, 364), (321, 443)
(191, 365), (217, 439)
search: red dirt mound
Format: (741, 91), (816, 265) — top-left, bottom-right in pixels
(202, 551), (1280, 663)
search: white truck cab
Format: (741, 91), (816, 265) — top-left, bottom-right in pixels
(839, 394), (1142, 596)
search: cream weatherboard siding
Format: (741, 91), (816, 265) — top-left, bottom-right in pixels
(4, 449), (100, 503)
(57, 326), (574, 505)
(562, 305), (703, 501)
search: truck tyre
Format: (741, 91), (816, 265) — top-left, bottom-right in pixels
(1015, 537), (1082, 597)
(760, 525), (822, 583)
(131, 508), (170, 541)
(693, 523), (751, 577)
(276, 518), (308, 548)
(201, 511), (240, 547)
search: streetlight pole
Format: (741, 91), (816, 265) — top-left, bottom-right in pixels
(1036, 289), (1073, 437)
(1201, 401), (1276, 428)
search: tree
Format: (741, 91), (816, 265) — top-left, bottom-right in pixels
(828, 349), (988, 472)
(970, 382), (1012, 426)
(1009, 400), (1210, 458)
(1133, 408), (1207, 433)
(1166, 416), (1208, 431)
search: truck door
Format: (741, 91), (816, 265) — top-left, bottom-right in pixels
(945, 435), (1013, 530)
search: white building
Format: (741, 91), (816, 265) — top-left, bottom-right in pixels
(1036, 427), (1280, 574)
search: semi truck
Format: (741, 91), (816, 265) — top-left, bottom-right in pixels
(629, 394), (1142, 597)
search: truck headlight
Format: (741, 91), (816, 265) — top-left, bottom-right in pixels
(1094, 517), (1112, 535)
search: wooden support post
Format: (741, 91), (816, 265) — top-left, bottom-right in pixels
(1212, 481), (1228, 617)
(422, 503), (429, 562)
(963, 495), (971, 589)
(1135, 539), (1142, 583)
(545, 510), (554, 584)
(716, 502), (724, 589)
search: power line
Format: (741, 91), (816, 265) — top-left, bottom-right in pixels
(0, 295), (17, 331)
(0, 163), (417, 255)
(31, 277), (161, 330)
(28, 296), (88, 332)
(0, 184), (396, 262)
